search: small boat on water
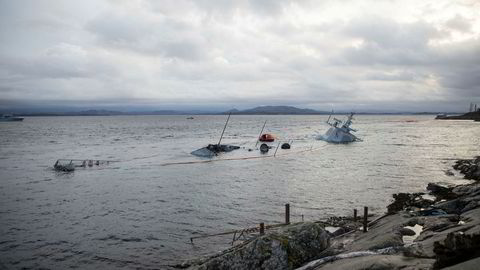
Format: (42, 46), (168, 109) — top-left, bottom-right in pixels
(316, 112), (361, 143)
(259, 133), (275, 142)
(0, 114), (24, 122)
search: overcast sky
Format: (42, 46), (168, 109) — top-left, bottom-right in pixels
(1, 0), (479, 112)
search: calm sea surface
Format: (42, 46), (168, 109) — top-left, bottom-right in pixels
(0, 115), (479, 269)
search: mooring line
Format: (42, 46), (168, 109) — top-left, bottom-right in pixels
(159, 144), (327, 167)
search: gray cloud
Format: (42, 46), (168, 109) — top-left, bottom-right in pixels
(0, 0), (479, 112)
(446, 14), (472, 33)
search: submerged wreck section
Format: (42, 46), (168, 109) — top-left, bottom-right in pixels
(53, 159), (113, 172)
(316, 112), (361, 143)
(191, 144), (241, 158)
(191, 113), (241, 158)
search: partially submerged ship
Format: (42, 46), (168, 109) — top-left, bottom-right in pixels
(316, 112), (361, 143)
(191, 113), (240, 157)
(191, 144), (240, 158)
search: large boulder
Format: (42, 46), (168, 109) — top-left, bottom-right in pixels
(433, 232), (480, 269)
(310, 254), (434, 270)
(187, 222), (330, 270)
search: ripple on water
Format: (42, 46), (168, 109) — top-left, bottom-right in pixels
(0, 115), (478, 269)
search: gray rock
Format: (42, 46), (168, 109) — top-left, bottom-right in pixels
(427, 183), (456, 201)
(399, 228), (416, 236)
(187, 222), (330, 270)
(311, 255), (434, 270)
(434, 199), (465, 214)
(433, 231), (480, 269)
(453, 158), (480, 181)
(441, 257), (480, 270)
(342, 214), (409, 252)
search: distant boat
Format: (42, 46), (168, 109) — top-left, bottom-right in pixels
(435, 114), (448, 119)
(0, 114), (24, 122)
(259, 133), (275, 142)
(186, 117), (194, 119)
(316, 112), (361, 143)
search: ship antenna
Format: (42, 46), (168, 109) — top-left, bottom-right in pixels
(327, 109), (333, 124)
(255, 120), (267, 148)
(217, 112), (231, 146)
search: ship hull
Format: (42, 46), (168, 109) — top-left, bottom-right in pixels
(317, 127), (357, 143)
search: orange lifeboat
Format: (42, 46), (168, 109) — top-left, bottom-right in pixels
(259, 133), (275, 142)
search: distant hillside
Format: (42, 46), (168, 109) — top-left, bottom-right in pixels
(436, 111), (480, 120)
(225, 106), (328, 115)
(17, 109), (214, 116)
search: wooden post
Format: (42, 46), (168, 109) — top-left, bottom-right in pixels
(285, 203), (290, 224)
(260, 223), (265, 235)
(354, 209), (357, 222)
(363, 206), (368, 233)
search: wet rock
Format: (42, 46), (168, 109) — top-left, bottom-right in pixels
(310, 254), (434, 270)
(453, 158), (480, 181)
(461, 200), (479, 213)
(387, 193), (431, 214)
(445, 170), (454, 176)
(399, 228), (415, 236)
(426, 183), (456, 201)
(329, 227), (347, 237)
(399, 227), (416, 236)
(343, 214), (409, 252)
(440, 257), (480, 270)
(433, 232), (480, 269)
(434, 199), (467, 214)
(187, 222), (330, 270)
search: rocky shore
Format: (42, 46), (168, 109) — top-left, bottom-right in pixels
(178, 156), (480, 270)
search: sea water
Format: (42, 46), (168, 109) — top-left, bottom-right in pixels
(0, 115), (478, 269)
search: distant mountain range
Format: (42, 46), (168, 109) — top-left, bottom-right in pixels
(224, 106), (329, 115)
(6, 106), (450, 116)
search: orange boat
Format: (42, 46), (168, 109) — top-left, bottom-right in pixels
(259, 133), (275, 142)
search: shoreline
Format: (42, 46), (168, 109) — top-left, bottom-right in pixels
(178, 156), (480, 270)
(436, 111), (480, 121)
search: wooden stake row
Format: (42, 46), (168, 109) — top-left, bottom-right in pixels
(191, 204), (371, 244)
